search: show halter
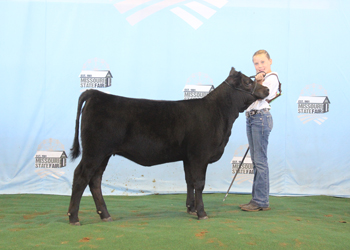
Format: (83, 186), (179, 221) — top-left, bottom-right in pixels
(224, 76), (257, 96)
(224, 71), (282, 102)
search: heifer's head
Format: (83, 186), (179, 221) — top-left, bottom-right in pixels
(225, 67), (269, 110)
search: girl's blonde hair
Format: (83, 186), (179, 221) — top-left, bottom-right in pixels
(252, 50), (271, 61)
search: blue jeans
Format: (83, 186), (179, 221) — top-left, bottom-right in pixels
(246, 109), (273, 207)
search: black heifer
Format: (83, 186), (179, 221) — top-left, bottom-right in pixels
(68, 67), (269, 225)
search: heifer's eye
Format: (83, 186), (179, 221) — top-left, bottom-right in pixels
(244, 80), (253, 86)
(248, 77), (256, 84)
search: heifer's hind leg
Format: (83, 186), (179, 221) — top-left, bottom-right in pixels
(183, 161), (196, 215)
(68, 161), (89, 225)
(68, 157), (104, 225)
(89, 155), (112, 222)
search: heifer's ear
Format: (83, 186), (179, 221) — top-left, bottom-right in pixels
(236, 71), (242, 82)
(229, 67), (237, 76)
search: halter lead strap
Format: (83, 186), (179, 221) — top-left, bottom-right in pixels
(264, 73), (282, 103)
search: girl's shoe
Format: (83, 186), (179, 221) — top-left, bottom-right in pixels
(241, 203), (271, 212)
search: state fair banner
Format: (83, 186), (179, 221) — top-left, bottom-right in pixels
(0, 0), (349, 197)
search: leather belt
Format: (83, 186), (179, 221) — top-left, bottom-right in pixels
(246, 108), (270, 118)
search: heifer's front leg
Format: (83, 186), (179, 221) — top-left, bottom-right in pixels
(183, 161), (196, 215)
(184, 160), (208, 219)
(193, 178), (208, 220)
(89, 156), (112, 222)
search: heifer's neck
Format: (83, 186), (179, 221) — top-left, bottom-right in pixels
(206, 82), (251, 121)
(201, 82), (254, 163)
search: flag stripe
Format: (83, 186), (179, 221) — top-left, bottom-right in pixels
(185, 1), (216, 19)
(203, 0), (228, 8)
(114, 0), (152, 14)
(127, 0), (187, 26)
(171, 7), (203, 29)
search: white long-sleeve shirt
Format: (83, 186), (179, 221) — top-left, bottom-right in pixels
(246, 72), (279, 111)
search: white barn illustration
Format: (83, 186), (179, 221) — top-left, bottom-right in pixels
(231, 156), (253, 175)
(183, 85), (214, 100)
(297, 96), (330, 113)
(79, 70), (112, 88)
(34, 151), (68, 168)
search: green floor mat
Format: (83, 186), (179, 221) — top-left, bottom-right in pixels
(0, 194), (349, 249)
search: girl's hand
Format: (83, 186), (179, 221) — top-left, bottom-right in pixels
(255, 72), (265, 84)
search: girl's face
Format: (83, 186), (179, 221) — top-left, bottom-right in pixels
(253, 54), (272, 74)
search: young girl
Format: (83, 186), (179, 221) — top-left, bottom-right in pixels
(240, 50), (279, 212)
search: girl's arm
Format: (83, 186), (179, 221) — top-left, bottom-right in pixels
(263, 73), (279, 101)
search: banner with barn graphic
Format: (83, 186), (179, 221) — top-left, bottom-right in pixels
(0, 0), (349, 198)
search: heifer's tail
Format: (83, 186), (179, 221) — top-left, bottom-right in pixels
(70, 90), (95, 160)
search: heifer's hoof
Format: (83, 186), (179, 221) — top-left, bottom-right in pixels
(102, 217), (113, 222)
(70, 222), (81, 226)
(187, 208), (197, 216)
(187, 209), (197, 216)
(198, 216), (209, 220)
